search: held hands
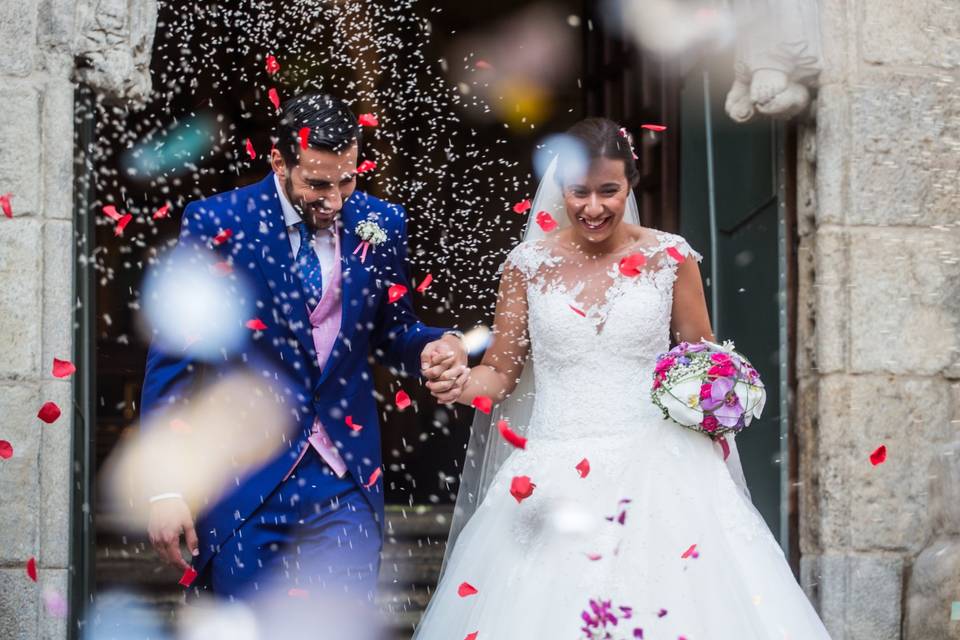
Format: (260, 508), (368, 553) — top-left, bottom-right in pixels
(421, 334), (469, 404)
(147, 496), (199, 571)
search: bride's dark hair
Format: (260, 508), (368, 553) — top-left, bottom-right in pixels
(558, 117), (641, 188)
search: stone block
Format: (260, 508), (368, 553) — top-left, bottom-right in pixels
(0, 0), (37, 76)
(41, 220), (74, 374)
(848, 76), (960, 226)
(41, 81), (75, 221)
(0, 218), (42, 377)
(38, 380), (71, 569)
(0, 84), (43, 217)
(813, 84), (848, 226)
(0, 383), (40, 564)
(861, 1), (960, 70)
(811, 226), (850, 374)
(802, 552), (904, 640)
(847, 227), (960, 375)
(0, 567), (39, 639)
(904, 537), (960, 640)
(814, 373), (953, 552)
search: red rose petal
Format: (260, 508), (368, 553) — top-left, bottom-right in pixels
(364, 466), (382, 489)
(246, 318), (267, 331)
(265, 54), (280, 75)
(657, 608), (668, 618)
(213, 228), (233, 246)
(211, 261), (233, 276)
(245, 138), (256, 160)
(666, 246), (685, 263)
(357, 159), (377, 174)
(113, 214), (133, 237)
(585, 553), (602, 561)
(178, 566), (197, 587)
(288, 588), (309, 598)
(268, 87), (280, 111)
(471, 396), (493, 414)
(1, 192), (12, 218)
(575, 458), (590, 478)
(512, 199), (531, 214)
(416, 273), (433, 293)
(37, 402), (61, 424)
(395, 390), (411, 411)
(298, 127), (310, 150)
(358, 113), (379, 128)
(870, 444), (887, 466)
(497, 419), (527, 449)
(465, 633), (479, 640)
(535, 210), (558, 232)
(681, 543), (698, 559)
(641, 124), (667, 132)
(52, 358), (76, 379)
(0, 440), (12, 459)
(102, 204), (122, 221)
(618, 253), (647, 277)
(345, 415), (363, 432)
(26, 557), (37, 582)
(509, 475), (535, 503)
(569, 304), (586, 317)
(457, 581), (478, 597)
(474, 59), (493, 70)
(387, 284), (408, 303)
(152, 204), (170, 220)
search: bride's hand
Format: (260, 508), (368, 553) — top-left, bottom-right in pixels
(426, 363), (470, 404)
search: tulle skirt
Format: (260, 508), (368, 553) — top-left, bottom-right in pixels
(413, 415), (832, 640)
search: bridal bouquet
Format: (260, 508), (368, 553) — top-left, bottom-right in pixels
(650, 339), (766, 437)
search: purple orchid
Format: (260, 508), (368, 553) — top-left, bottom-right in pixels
(701, 376), (744, 427)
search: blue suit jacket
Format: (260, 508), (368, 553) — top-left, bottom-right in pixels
(140, 174), (446, 574)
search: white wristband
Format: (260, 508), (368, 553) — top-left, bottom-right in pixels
(149, 492), (184, 503)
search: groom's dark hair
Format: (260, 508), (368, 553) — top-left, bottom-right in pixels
(275, 92), (362, 166)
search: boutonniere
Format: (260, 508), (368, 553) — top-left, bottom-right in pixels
(353, 219), (388, 263)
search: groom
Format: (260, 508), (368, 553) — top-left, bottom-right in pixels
(141, 92), (467, 615)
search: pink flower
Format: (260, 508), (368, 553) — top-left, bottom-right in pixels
(655, 357), (676, 375)
(701, 415), (719, 433)
(708, 362), (736, 377)
(699, 383), (712, 400)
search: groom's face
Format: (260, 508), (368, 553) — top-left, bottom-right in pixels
(271, 143), (359, 230)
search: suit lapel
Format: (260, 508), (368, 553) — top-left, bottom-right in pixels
(242, 175), (317, 367)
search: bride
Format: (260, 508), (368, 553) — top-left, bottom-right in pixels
(415, 117), (831, 639)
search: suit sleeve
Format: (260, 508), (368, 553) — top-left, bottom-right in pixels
(369, 207), (448, 376)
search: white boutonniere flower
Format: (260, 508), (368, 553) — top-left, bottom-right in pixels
(353, 219), (388, 263)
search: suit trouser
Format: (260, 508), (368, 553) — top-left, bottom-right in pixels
(193, 452), (385, 636)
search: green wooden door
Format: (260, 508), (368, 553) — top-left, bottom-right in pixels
(678, 65), (790, 547)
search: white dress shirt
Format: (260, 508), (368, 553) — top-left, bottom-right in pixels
(274, 174), (338, 287)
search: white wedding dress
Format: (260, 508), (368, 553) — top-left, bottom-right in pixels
(413, 231), (832, 639)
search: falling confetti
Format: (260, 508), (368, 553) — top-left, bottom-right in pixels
(178, 567), (198, 587)
(465, 633), (479, 640)
(245, 318), (267, 331)
(512, 199), (532, 214)
(474, 59), (493, 70)
(575, 458), (590, 478)
(416, 273), (433, 293)
(387, 284), (408, 303)
(358, 113), (379, 127)
(245, 138), (256, 160)
(681, 544), (699, 559)
(657, 609), (668, 618)
(509, 475), (535, 503)
(535, 210), (558, 232)
(457, 581), (478, 597)
(641, 124), (667, 132)
(585, 553), (602, 561)
(395, 390), (411, 411)
(37, 402), (61, 424)
(364, 466), (382, 488)
(298, 127), (310, 150)
(666, 246), (686, 263)
(26, 557), (37, 582)
(497, 419), (527, 449)
(268, 87), (281, 111)
(472, 396), (493, 414)
(288, 588), (309, 598)
(212, 228), (233, 246)
(152, 203), (170, 220)
(870, 445), (887, 466)
(1, 192), (12, 218)
(346, 415), (363, 432)
(569, 304), (586, 317)
(619, 253), (646, 277)
(52, 358), (76, 379)
(113, 214), (133, 237)
(357, 159), (377, 174)
(0, 441), (12, 459)
(265, 54), (280, 75)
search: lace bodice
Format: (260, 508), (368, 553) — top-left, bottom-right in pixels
(504, 230), (703, 440)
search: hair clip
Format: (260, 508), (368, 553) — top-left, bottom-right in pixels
(618, 127), (639, 161)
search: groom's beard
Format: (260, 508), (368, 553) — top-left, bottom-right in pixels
(285, 174), (338, 230)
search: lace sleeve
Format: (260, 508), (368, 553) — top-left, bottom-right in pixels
(500, 240), (554, 280)
(666, 234), (704, 264)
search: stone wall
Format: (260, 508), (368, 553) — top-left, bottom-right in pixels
(796, 1), (960, 638)
(0, 0), (155, 637)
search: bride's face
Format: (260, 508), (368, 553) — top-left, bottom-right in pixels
(561, 157), (630, 245)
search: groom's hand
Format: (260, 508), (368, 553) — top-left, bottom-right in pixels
(421, 335), (469, 404)
(148, 497), (199, 571)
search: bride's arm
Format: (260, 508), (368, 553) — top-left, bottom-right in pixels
(670, 257), (717, 344)
(428, 262), (530, 405)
